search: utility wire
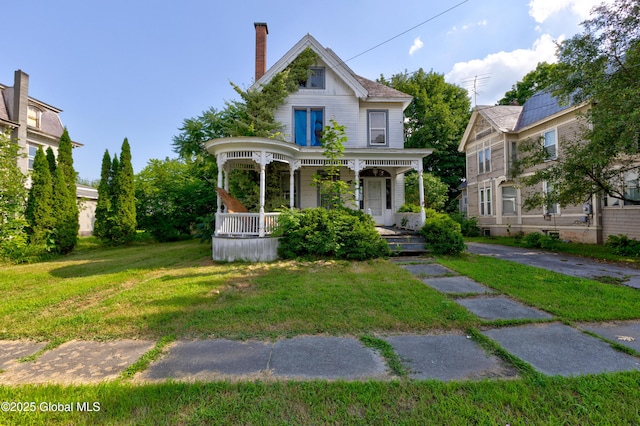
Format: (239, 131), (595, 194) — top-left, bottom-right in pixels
(343, 0), (470, 63)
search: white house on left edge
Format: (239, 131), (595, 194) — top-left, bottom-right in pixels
(1, 70), (97, 236)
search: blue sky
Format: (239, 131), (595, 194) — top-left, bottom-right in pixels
(3, 0), (606, 181)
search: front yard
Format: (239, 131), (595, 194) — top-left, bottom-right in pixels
(1, 239), (640, 424)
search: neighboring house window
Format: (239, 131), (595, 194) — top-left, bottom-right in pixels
(478, 145), (491, 174)
(299, 67), (325, 89)
(624, 173), (639, 205)
(294, 108), (323, 146)
(28, 144), (38, 170)
(543, 129), (557, 160)
(502, 186), (517, 215)
(27, 106), (40, 128)
(543, 181), (559, 214)
(368, 110), (388, 146)
(508, 141), (517, 176)
(479, 186), (492, 216)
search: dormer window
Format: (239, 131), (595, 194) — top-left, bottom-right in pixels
(27, 106), (41, 128)
(299, 67), (325, 89)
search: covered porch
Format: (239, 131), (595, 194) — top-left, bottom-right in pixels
(204, 136), (431, 261)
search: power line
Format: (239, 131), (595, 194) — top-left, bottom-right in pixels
(343, 0), (470, 64)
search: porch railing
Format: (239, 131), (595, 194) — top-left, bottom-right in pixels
(214, 212), (280, 237)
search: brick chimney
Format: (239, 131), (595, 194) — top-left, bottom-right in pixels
(254, 22), (268, 82)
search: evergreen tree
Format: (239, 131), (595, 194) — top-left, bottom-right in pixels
(51, 166), (77, 253)
(94, 150), (112, 240)
(45, 147), (56, 176)
(113, 138), (137, 243)
(25, 147), (54, 248)
(0, 131), (28, 258)
(55, 128), (79, 249)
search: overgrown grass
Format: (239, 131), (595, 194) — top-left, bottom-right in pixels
(2, 373), (640, 424)
(0, 240), (476, 341)
(437, 253), (640, 322)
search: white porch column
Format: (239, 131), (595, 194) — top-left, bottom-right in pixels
(418, 160), (426, 224)
(259, 152), (266, 237)
(224, 165), (230, 191)
(354, 159), (361, 207)
(289, 166), (295, 209)
(216, 154), (223, 214)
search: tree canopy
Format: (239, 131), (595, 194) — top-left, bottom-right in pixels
(515, 0), (640, 207)
(497, 62), (559, 106)
(378, 69), (471, 210)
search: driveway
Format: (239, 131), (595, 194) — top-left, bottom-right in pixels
(466, 242), (640, 289)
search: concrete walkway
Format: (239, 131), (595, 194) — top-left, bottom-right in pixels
(1, 253), (639, 384)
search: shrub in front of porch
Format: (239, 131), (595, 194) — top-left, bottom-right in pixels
(419, 209), (465, 255)
(274, 208), (390, 260)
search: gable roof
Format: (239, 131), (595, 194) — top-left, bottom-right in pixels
(251, 33), (412, 106)
(458, 105), (522, 152)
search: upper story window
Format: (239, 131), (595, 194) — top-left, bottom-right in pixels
(543, 129), (557, 160)
(368, 110), (388, 146)
(294, 107), (323, 147)
(299, 67), (325, 89)
(27, 106), (41, 128)
(478, 145), (491, 174)
(28, 144), (38, 170)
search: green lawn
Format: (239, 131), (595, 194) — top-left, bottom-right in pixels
(2, 239), (640, 424)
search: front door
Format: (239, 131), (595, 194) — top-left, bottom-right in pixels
(364, 178), (385, 225)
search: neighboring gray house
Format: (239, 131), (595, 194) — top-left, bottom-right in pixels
(1, 70), (97, 236)
(458, 91), (639, 243)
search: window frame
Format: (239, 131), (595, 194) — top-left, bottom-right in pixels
(367, 110), (389, 146)
(27, 144), (38, 170)
(27, 106), (41, 128)
(543, 129), (557, 160)
(501, 186), (517, 216)
(478, 145), (491, 174)
(479, 186), (492, 216)
(299, 67), (325, 90)
(293, 107), (324, 147)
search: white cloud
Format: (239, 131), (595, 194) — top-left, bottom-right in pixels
(445, 33), (561, 105)
(409, 37), (424, 56)
(447, 19), (488, 36)
(528, 0), (609, 23)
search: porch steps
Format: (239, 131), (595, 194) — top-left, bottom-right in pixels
(378, 228), (429, 256)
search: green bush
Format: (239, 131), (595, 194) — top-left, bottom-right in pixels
(521, 232), (559, 250)
(606, 234), (640, 257)
(449, 212), (481, 237)
(274, 208), (389, 260)
(397, 203), (422, 213)
(419, 209), (465, 255)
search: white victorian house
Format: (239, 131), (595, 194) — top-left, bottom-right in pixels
(205, 24), (432, 261)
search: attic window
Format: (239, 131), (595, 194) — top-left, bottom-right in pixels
(299, 67), (325, 89)
(27, 106), (41, 128)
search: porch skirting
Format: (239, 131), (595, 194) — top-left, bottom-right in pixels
(212, 236), (280, 262)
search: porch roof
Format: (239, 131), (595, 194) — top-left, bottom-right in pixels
(204, 136), (432, 171)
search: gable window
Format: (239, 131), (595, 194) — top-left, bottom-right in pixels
(294, 108), (323, 146)
(543, 129), (557, 160)
(543, 181), (559, 215)
(299, 67), (325, 89)
(27, 106), (41, 128)
(478, 145), (491, 174)
(28, 144), (38, 170)
(368, 110), (388, 146)
(479, 186), (492, 216)
(502, 186), (517, 215)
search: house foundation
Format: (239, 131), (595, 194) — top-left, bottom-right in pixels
(212, 236), (280, 262)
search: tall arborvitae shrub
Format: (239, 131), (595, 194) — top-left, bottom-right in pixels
(114, 138), (137, 243)
(25, 147), (54, 248)
(45, 147), (56, 176)
(0, 131), (28, 259)
(55, 128), (79, 250)
(94, 150), (112, 240)
(51, 166), (77, 254)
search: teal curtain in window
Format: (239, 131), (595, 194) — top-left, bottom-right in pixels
(295, 110), (307, 146)
(311, 109), (323, 146)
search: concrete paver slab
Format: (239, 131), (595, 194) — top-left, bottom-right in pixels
(0, 341), (47, 370)
(384, 334), (517, 381)
(424, 276), (493, 294)
(139, 339), (272, 381)
(581, 321), (640, 353)
(456, 296), (553, 321)
(0, 340), (155, 384)
(270, 336), (388, 380)
(483, 323), (640, 376)
(399, 263), (455, 277)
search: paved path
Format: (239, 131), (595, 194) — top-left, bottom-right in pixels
(1, 254), (639, 384)
(466, 242), (640, 289)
